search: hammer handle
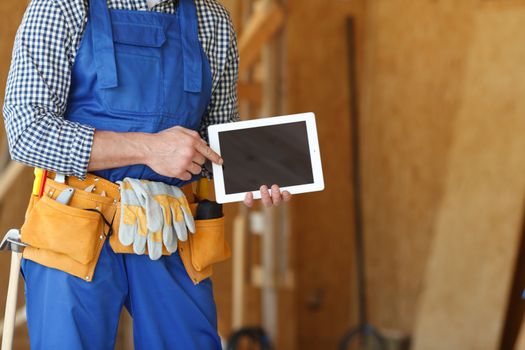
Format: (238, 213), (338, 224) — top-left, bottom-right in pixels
(2, 252), (21, 350)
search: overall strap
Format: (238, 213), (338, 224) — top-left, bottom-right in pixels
(90, 0), (118, 89)
(179, 0), (203, 93)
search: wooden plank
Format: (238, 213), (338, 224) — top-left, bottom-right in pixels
(231, 206), (248, 329)
(499, 219), (525, 349)
(359, 0), (478, 333)
(412, 6), (525, 350)
(238, 82), (262, 104)
(0, 163), (26, 203)
(238, 1), (285, 72)
(515, 320), (525, 350)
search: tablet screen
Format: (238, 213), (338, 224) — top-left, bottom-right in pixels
(219, 121), (314, 194)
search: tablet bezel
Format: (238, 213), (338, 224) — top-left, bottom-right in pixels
(208, 112), (324, 204)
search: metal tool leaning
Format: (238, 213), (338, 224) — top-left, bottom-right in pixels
(118, 177), (196, 260)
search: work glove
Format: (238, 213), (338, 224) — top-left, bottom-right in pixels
(118, 179), (163, 257)
(119, 178), (195, 260)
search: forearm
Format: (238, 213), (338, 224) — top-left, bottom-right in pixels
(87, 130), (151, 172)
(3, 103), (95, 178)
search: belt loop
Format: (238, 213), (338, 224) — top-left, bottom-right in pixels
(90, 0), (118, 89)
(179, 0), (202, 93)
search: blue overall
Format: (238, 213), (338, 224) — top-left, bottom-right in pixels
(21, 0), (221, 348)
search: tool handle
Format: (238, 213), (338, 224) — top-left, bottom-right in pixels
(38, 170), (48, 198)
(32, 168), (43, 197)
(2, 252), (22, 350)
(195, 200), (223, 220)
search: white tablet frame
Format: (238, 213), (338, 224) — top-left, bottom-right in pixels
(208, 112), (325, 204)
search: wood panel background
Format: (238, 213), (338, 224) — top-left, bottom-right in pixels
(412, 4), (525, 349)
(360, 0), (478, 332)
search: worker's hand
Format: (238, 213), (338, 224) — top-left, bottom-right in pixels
(145, 126), (223, 181)
(243, 185), (293, 208)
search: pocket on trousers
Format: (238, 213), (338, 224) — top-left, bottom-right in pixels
(188, 216), (231, 272)
(21, 195), (103, 265)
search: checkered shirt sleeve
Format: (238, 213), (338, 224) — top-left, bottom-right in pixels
(3, 0), (95, 179)
(198, 1), (240, 178)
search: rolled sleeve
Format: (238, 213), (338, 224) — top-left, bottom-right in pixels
(2, 0), (94, 179)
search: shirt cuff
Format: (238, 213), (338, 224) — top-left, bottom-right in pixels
(69, 123), (95, 180)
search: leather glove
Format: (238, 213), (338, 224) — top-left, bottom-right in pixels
(120, 178), (195, 260)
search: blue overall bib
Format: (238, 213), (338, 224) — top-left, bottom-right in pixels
(21, 0), (221, 348)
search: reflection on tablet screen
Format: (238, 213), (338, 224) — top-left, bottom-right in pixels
(219, 121), (314, 194)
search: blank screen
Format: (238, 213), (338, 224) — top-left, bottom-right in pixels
(219, 121), (314, 194)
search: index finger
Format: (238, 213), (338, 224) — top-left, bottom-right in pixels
(196, 143), (223, 164)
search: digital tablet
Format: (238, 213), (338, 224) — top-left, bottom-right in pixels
(208, 112), (325, 204)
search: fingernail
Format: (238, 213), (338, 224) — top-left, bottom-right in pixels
(219, 158), (224, 165)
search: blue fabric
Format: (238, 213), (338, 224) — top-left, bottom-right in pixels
(179, 0), (202, 93)
(90, 0), (118, 89)
(22, 243), (221, 350)
(23, 0), (219, 348)
(65, 0), (213, 186)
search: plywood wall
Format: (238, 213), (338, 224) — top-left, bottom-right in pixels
(412, 4), (525, 349)
(360, 0), (478, 332)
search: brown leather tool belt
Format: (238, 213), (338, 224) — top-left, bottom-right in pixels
(21, 172), (231, 284)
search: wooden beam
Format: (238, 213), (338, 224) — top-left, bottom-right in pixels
(412, 7), (525, 350)
(238, 1), (285, 72)
(231, 205), (248, 330)
(238, 82), (263, 104)
(0, 162), (25, 204)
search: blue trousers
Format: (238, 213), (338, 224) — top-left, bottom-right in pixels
(21, 241), (221, 349)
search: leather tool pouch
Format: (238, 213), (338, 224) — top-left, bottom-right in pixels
(21, 173), (231, 284)
(21, 177), (116, 282)
(189, 215), (230, 272)
(110, 202), (231, 284)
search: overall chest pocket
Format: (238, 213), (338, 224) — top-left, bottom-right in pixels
(101, 23), (166, 115)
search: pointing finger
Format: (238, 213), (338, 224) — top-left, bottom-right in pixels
(192, 153), (206, 166)
(196, 142), (223, 165)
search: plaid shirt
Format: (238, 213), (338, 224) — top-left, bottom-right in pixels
(3, 0), (239, 179)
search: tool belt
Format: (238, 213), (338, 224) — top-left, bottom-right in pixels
(20, 172), (231, 284)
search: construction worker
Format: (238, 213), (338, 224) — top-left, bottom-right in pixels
(2, 0), (292, 349)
